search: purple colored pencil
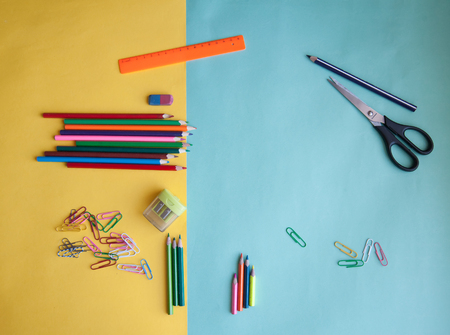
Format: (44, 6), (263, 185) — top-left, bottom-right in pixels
(60, 130), (191, 137)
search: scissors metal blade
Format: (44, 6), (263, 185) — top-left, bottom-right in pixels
(328, 76), (385, 125)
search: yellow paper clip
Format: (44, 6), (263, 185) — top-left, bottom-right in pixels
(334, 241), (358, 258)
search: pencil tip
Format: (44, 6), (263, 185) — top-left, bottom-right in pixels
(306, 54), (311, 58)
(246, 255), (248, 260)
(179, 234), (181, 239)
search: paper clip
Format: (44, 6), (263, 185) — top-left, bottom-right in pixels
(56, 224), (87, 232)
(141, 259), (153, 280)
(102, 213), (122, 233)
(374, 242), (388, 266)
(88, 214), (101, 240)
(94, 252), (119, 261)
(361, 238), (373, 263)
(97, 211), (121, 220)
(91, 259), (116, 270)
(286, 227), (306, 247)
(58, 248), (81, 258)
(337, 260), (364, 268)
(108, 232), (127, 249)
(117, 263), (144, 274)
(334, 241), (358, 258)
(83, 236), (102, 253)
(64, 206), (87, 224)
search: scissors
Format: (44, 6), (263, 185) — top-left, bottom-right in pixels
(328, 76), (433, 172)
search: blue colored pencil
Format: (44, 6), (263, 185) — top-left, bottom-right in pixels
(36, 156), (167, 164)
(244, 255), (250, 308)
(60, 130), (191, 137)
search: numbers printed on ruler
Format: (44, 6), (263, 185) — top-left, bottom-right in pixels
(119, 35), (245, 74)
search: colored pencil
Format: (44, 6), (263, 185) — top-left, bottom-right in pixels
(65, 125), (196, 131)
(249, 266), (255, 307)
(244, 255), (250, 308)
(37, 156), (167, 164)
(75, 141), (190, 148)
(167, 234), (173, 315)
(60, 130), (192, 137)
(231, 274), (238, 315)
(57, 146), (188, 154)
(55, 135), (183, 142)
(64, 119), (187, 125)
(67, 163), (186, 171)
(44, 151), (177, 159)
(177, 235), (185, 306)
(172, 238), (178, 306)
(238, 253), (244, 312)
(307, 55), (417, 111)
(43, 112), (173, 119)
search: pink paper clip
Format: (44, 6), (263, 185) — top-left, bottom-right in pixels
(117, 263), (145, 274)
(374, 242), (388, 266)
(97, 211), (121, 220)
(83, 236), (102, 253)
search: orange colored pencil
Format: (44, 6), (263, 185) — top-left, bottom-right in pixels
(237, 253), (244, 312)
(64, 124), (196, 132)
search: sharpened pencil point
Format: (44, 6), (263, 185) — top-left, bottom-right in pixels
(306, 54), (311, 58)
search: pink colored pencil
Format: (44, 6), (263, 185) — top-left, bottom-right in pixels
(231, 273), (238, 315)
(54, 135), (183, 142)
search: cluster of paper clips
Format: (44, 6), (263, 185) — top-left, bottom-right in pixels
(56, 206), (152, 279)
(335, 239), (388, 268)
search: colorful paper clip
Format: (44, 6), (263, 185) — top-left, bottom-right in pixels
(56, 224), (87, 232)
(94, 252), (119, 261)
(64, 206), (87, 224)
(337, 260), (364, 268)
(117, 263), (144, 274)
(83, 236), (102, 253)
(141, 259), (153, 280)
(102, 213), (123, 233)
(361, 238), (373, 263)
(334, 241), (358, 258)
(91, 259), (117, 270)
(88, 214), (101, 240)
(374, 242), (388, 266)
(286, 227), (306, 247)
(97, 211), (121, 220)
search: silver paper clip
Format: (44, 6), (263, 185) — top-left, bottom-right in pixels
(361, 238), (373, 263)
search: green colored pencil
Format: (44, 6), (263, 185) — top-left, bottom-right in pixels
(75, 141), (190, 148)
(172, 238), (178, 306)
(64, 119), (187, 125)
(177, 235), (185, 306)
(56, 146), (189, 154)
(167, 234), (173, 315)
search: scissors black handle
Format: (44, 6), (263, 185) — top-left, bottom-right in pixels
(374, 116), (434, 172)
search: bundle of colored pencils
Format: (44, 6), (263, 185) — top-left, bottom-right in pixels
(232, 253), (255, 314)
(38, 113), (195, 171)
(166, 234), (185, 315)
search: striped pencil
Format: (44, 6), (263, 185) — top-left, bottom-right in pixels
(231, 274), (238, 315)
(55, 135), (183, 142)
(57, 146), (188, 154)
(64, 119), (186, 125)
(43, 112), (173, 119)
(75, 141), (190, 148)
(238, 254), (244, 312)
(67, 163), (186, 171)
(44, 151), (177, 159)
(64, 125), (196, 131)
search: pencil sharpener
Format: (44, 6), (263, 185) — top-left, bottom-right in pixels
(143, 189), (186, 232)
(148, 94), (173, 106)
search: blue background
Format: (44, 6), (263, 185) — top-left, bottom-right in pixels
(186, 1), (450, 334)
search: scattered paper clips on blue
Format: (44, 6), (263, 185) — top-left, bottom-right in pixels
(335, 237), (388, 268)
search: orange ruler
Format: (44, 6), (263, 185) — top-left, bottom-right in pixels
(119, 35), (245, 74)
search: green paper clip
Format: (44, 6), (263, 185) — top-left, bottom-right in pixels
(286, 227), (306, 247)
(102, 213), (122, 233)
(337, 260), (364, 268)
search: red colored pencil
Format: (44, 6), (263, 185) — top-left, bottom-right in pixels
(67, 163), (186, 171)
(44, 151), (177, 159)
(43, 113), (173, 119)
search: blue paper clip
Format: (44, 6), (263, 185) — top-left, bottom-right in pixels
(361, 238), (373, 263)
(286, 227), (306, 247)
(337, 260), (364, 268)
(141, 259), (153, 280)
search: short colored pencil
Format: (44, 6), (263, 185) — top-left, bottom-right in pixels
(172, 238), (178, 306)
(43, 112), (173, 119)
(249, 266), (255, 307)
(167, 234), (173, 315)
(55, 135), (182, 142)
(60, 130), (192, 137)
(44, 151), (176, 159)
(238, 254), (244, 312)
(57, 146), (188, 154)
(65, 125), (196, 131)
(231, 274), (238, 315)
(177, 235), (185, 306)
(64, 119), (186, 125)
(67, 163), (186, 171)
(76, 141), (190, 148)
(244, 255), (250, 309)
(37, 156), (167, 164)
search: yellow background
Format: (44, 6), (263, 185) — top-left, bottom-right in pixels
(0, 1), (187, 334)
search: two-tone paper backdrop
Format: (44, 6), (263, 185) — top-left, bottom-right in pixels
(0, 1), (186, 335)
(187, 1), (450, 335)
